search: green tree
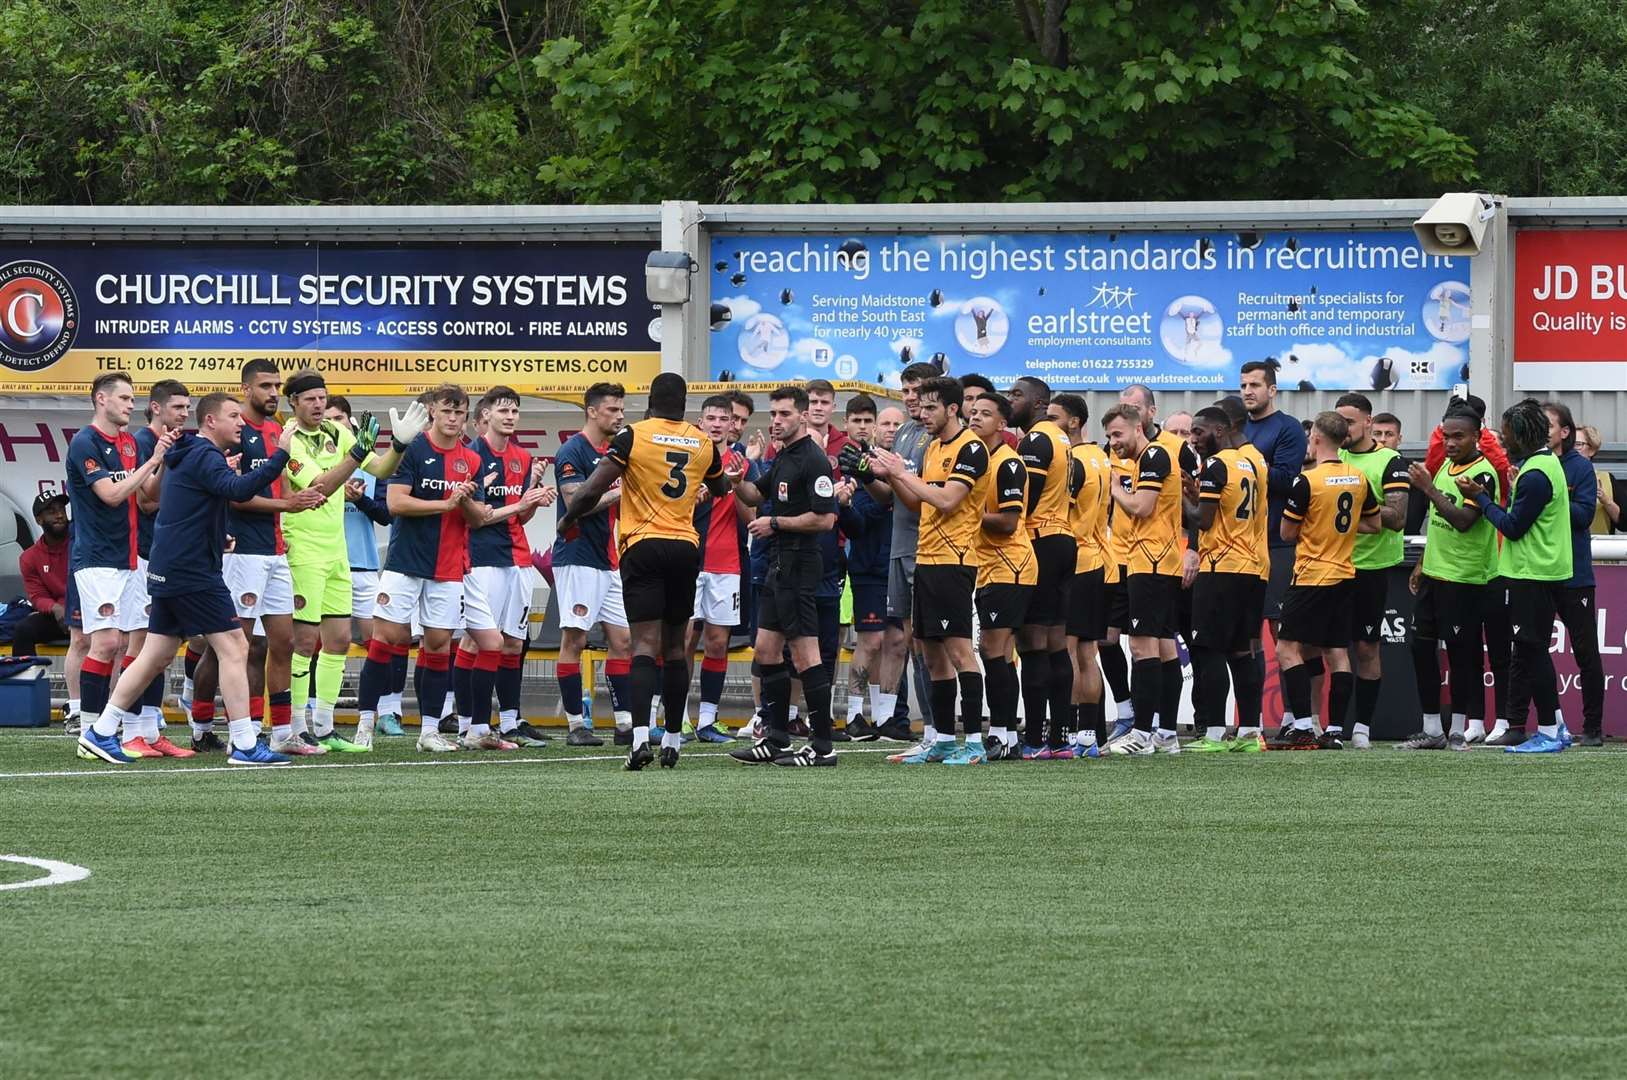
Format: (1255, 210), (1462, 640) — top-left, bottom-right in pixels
(1361, 0), (1627, 196)
(535, 0), (1475, 203)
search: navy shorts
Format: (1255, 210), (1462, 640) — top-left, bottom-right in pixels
(148, 583), (239, 639)
(851, 581), (888, 633)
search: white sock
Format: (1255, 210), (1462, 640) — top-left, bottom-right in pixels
(142, 707), (163, 740)
(698, 701), (718, 729)
(1423, 712), (1443, 737)
(67, 697), (81, 716)
(469, 722), (491, 737)
(847, 694), (863, 722)
(788, 705), (799, 723)
(1295, 718), (1314, 731)
(661, 730), (682, 750)
(1353, 722), (1370, 737)
(499, 709), (519, 732)
(360, 710), (375, 730)
(1151, 713), (1162, 732)
(1117, 700), (1133, 720)
(868, 683), (883, 720)
(1556, 708), (1566, 730)
(189, 719), (208, 739)
(1079, 729), (1098, 746)
(923, 724), (937, 743)
(990, 725), (1009, 742)
(1449, 713), (1466, 736)
(1003, 730), (1018, 748)
(290, 711), (308, 738)
(312, 702), (335, 738)
(934, 733), (956, 744)
(566, 712), (584, 730)
(1539, 723), (1559, 739)
(649, 700), (661, 726)
(967, 732), (983, 744)
(271, 723), (291, 743)
(1205, 726), (1225, 741)
(458, 715), (472, 736)
(1238, 726), (1259, 737)
(877, 693), (897, 721)
(1488, 718), (1509, 738)
(632, 724), (649, 749)
(226, 717), (258, 751)
(613, 711), (632, 730)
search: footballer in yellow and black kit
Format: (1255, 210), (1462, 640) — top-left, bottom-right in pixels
(1122, 427), (1200, 641)
(973, 440), (1035, 630)
(1191, 445), (1269, 655)
(1067, 438), (1115, 644)
(914, 425), (990, 640)
(1279, 459), (1380, 649)
(1016, 416), (1075, 626)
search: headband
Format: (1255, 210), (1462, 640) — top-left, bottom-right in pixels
(285, 372), (326, 399)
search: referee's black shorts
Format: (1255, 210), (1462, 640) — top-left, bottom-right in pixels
(757, 549), (822, 639)
(620, 538), (701, 626)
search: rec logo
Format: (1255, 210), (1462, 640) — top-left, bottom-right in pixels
(0, 260), (78, 372)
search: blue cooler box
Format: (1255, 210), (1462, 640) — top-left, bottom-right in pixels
(0, 668), (50, 726)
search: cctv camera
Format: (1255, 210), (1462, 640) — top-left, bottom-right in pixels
(1413, 193), (1498, 258)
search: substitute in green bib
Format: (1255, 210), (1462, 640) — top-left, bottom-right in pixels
(1334, 392), (1410, 748)
(1401, 406), (1501, 750)
(1456, 398), (1572, 754)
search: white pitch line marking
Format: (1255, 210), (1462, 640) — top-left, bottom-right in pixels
(0, 854), (92, 891)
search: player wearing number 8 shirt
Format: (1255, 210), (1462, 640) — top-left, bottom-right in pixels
(557, 372), (730, 771)
(1185, 407), (1269, 752)
(1272, 412), (1380, 750)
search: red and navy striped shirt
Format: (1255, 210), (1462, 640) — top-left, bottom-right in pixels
(469, 435), (533, 568)
(225, 415), (287, 556)
(65, 423), (139, 571)
(385, 433), (482, 582)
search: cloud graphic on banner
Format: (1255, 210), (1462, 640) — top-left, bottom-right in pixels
(720, 295), (762, 321)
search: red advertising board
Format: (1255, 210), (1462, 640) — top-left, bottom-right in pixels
(1514, 229), (1627, 389)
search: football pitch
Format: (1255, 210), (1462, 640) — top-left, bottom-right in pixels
(4, 732), (1627, 1079)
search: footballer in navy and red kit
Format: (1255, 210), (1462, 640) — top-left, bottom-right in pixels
(465, 435), (541, 640)
(692, 445), (746, 627)
(65, 423), (146, 634)
(551, 432), (627, 632)
(375, 433), (482, 630)
(222, 413), (297, 620)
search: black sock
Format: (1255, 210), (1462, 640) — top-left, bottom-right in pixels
(760, 662), (791, 744)
(1327, 671), (1354, 734)
(662, 659), (691, 738)
(630, 655), (659, 733)
(1089, 700), (1107, 744)
(1444, 639), (1478, 720)
(930, 679), (958, 737)
(1130, 657), (1161, 732)
(984, 656), (1018, 729)
(1193, 647), (1227, 731)
(1227, 654), (1263, 729)
(1018, 650), (1049, 747)
(1158, 657), (1183, 734)
(1046, 650), (1073, 747)
(957, 671), (984, 740)
(1412, 637), (1442, 716)
(1282, 662), (1312, 724)
(1354, 675), (1381, 729)
(797, 664), (833, 753)
(1099, 641), (1130, 702)
(1304, 655), (1325, 681)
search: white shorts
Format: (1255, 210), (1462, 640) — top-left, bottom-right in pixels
(351, 570), (379, 620)
(464, 565), (538, 639)
(222, 553), (295, 619)
(554, 564), (627, 630)
(692, 570), (742, 626)
(376, 570), (464, 630)
(76, 566), (148, 635)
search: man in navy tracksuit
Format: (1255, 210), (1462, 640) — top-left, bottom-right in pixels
(75, 392), (298, 767)
(837, 477), (891, 739)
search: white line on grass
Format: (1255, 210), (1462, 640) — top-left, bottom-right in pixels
(0, 854), (92, 891)
(0, 745), (902, 781)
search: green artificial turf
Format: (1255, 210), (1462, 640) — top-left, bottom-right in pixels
(4, 730), (1627, 1078)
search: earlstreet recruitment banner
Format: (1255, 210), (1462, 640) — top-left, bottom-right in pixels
(0, 243), (660, 394)
(1513, 229), (1627, 390)
(708, 231), (1469, 392)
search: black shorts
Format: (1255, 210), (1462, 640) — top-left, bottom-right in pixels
(1106, 566), (1130, 632)
(1279, 580), (1355, 649)
(1507, 579), (1563, 646)
(1024, 534), (1077, 625)
(1263, 545), (1295, 621)
(1066, 567), (1108, 642)
(1349, 567), (1394, 644)
(1191, 572), (1259, 654)
(757, 549), (822, 639)
(1412, 575), (1484, 645)
(1125, 573), (1180, 639)
(619, 538), (701, 626)
(148, 583), (239, 639)
(975, 582), (1033, 631)
(913, 564), (975, 640)
(851, 581), (887, 634)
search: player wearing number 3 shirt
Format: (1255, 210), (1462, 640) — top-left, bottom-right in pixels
(556, 373), (730, 772)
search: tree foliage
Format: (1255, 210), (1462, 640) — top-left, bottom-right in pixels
(1360, 0), (1627, 197)
(0, 0), (1480, 205)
